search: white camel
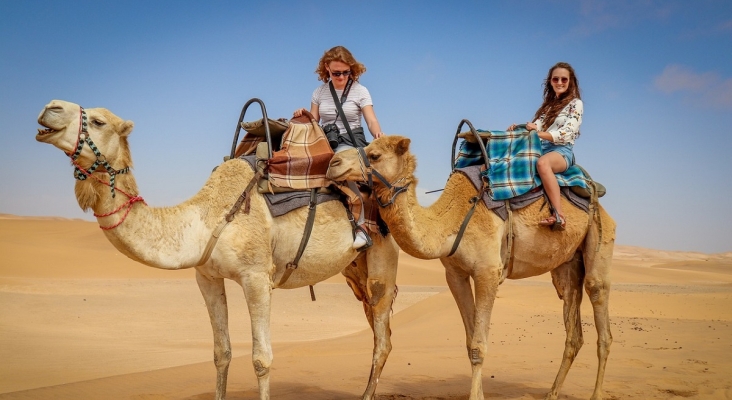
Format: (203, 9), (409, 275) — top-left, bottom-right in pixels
(327, 136), (616, 400)
(35, 100), (400, 400)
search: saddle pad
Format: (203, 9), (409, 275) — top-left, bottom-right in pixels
(455, 165), (589, 221)
(240, 155), (340, 217)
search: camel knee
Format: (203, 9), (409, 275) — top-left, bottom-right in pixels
(253, 359), (270, 378)
(367, 279), (387, 307)
(565, 337), (584, 359)
(469, 347), (484, 365)
(584, 278), (610, 303)
(214, 349), (232, 369)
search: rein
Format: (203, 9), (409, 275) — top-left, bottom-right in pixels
(68, 107), (144, 230)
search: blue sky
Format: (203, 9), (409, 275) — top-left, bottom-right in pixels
(1, 0), (731, 253)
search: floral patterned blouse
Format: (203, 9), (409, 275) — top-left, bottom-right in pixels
(534, 98), (583, 146)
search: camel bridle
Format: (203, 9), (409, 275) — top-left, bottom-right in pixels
(354, 148), (410, 208)
(66, 107), (144, 230)
(67, 107), (131, 198)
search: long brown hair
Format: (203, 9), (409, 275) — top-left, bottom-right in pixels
(315, 46), (367, 83)
(532, 62), (581, 129)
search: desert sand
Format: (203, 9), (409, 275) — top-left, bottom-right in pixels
(1, 214), (731, 399)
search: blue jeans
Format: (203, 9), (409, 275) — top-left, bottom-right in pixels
(541, 141), (574, 172)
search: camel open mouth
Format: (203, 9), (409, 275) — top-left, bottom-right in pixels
(35, 124), (61, 142)
(37, 127), (57, 136)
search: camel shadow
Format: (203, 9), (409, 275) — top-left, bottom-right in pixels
(183, 376), (586, 400)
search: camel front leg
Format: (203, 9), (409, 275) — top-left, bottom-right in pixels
(546, 254), (585, 400)
(360, 235), (400, 400)
(444, 263), (476, 354)
(239, 271), (274, 400)
(467, 267), (501, 400)
(195, 271), (231, 400)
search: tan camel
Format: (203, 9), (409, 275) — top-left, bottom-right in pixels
(327, 135), (616, 400)
(35, 100), (400, 400)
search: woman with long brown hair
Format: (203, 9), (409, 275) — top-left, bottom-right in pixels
(508, 62), (583, 230)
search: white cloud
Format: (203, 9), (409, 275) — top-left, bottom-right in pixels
(654, 64), (732, 109)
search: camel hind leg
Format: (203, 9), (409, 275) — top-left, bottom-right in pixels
(545, 253), (585, 400)
(196, 271), (232, 400)
(583, 211), (615, 400)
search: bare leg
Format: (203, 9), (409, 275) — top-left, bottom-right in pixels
(196, 271), (231, 400)
(546, 254), (585, 400)
(239, 271), (274, 400)
(537, 152), (568, 225)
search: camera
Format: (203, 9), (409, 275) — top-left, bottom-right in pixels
(322, 123), (340, 149)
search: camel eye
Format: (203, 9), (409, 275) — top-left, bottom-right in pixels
(91, 119), (106, 127)
(368, 153), (380, 162)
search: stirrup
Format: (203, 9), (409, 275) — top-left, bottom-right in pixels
(353, 226), (373, 252)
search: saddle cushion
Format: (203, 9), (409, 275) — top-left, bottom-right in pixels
(267, 119), (334, 191)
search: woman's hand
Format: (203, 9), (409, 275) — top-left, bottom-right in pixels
(526, 122), (538, 131)
(507, 124), (518, 131)
(292, 108), (307, 118)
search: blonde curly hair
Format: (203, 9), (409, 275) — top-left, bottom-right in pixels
(315, 46), (367, 83)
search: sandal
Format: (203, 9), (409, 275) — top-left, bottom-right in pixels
(539, 211), (566, 231)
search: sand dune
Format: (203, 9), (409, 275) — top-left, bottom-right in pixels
(1, 216), (731, 399)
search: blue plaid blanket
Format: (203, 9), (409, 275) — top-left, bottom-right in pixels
(453, 127), (590, 200)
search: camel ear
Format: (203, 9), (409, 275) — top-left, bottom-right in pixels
(119, 120), (134, 137)
(395, 137), (411, 156)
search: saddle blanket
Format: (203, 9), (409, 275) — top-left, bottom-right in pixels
(455, 165), (589, 221)
(454, 127), (591, 200)
(240, 155), (340, 217)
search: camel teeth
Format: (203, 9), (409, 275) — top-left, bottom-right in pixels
(37, 127), (56, 135)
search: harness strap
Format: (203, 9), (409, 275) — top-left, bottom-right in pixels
(499, 199), (515, 284)
(197, 171), (262, 267)
(448, 184), (486, 257)
(279, 189), (319, 293)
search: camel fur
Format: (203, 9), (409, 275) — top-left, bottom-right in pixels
(327, 135), (616, 400)
(35, 100), (400, 400)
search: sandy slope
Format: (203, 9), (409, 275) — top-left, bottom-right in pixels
(1, 216), (731, 399)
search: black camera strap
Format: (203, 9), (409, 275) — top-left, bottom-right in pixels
(328, 78), (352, 123)
(329, 79), (369, 157)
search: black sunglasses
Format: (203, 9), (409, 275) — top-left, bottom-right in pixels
(330, 70), (351, 77)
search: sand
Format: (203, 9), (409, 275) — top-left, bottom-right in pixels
(1, 215), (731, 399)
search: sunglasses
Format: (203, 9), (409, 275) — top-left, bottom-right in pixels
(551, 76), (569, 83)
(330, 70), (351, 77)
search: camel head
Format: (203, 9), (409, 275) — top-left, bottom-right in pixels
(37, 100), (134, 167)
(327, 135), (417, 192)
(37, 100), (136, 210)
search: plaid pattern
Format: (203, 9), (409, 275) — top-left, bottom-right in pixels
(335, 183), (381, 235)
(267, 119), (334, 190)
(555, 165), (591, 192)
(454, 128), (542, 200)
(453, 128), (592, 200)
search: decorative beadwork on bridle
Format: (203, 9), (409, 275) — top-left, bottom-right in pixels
(67, 107), (130, 198)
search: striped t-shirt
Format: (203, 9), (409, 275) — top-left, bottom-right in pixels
(312, 81), (373, 135)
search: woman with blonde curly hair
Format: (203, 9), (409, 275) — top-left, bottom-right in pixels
(508, 62), (583, 231)
(294, 46), (385, 250)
